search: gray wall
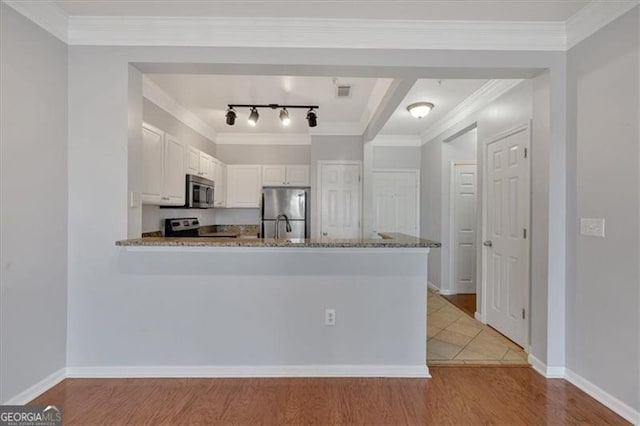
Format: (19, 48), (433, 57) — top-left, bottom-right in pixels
(143, 98), (216, 157)
(373, 146), (421, 169)
(63, 42), (568, 382)
(216, 144), (310, 165)
(0, 4), (68, 403)
(530, 71), (550, 363)
(420, 141), (443, 287)
(567, 7), (639, 411)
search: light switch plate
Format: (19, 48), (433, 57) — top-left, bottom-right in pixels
(580, 218), (605, 237)
(129, 191), (141, 208)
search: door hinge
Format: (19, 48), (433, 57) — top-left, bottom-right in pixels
(522, 309), (526, 320)
(524, 148), (528, 159)
(358, 175), (361, 182)
(523, 228), (527, 239)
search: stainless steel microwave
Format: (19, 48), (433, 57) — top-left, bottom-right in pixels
(186, 174), (215, 208)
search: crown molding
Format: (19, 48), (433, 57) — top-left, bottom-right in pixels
(63, 16), (566, 51)
(216, 133), (310, 145)
(566, 0), (639, 49)
(371, 135), (422, 147)
(420, 79), (523, 145)
(7, 1), (640, 52)
(142, 76), (217, 143)
(3, 0), (68, 43)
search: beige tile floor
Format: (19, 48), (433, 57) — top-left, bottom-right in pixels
(427, 290), (529, 366)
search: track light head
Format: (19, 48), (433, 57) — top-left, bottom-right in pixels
(247, 107), (259, 126)
(279, 108), (291, 126)
(306, 108), (317, 128)
(225, 107), (236, 125)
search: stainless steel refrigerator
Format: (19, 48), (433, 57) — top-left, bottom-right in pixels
(260, 187), (310, 239)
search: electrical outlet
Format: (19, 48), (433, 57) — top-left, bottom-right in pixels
(580, 218), (605, 237)
(325, 309), (336, 326)
(129, 191), (140, 208)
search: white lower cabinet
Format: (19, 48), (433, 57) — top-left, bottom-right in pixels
(142, 123), (185, 206)
(226, 165), (262, 208)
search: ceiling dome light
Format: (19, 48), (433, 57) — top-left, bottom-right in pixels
(279, 108), (291, 126)
(407, 102), (434, 119)
(306, 108), (317, 128)
(225, 107), (236, 125)
(247, 107), (259, 126)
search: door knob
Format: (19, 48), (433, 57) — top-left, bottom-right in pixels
(322, 232), (328, 236)
(483, 240), (493, 247)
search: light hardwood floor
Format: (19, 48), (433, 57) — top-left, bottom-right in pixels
(30, 368), (628, 425)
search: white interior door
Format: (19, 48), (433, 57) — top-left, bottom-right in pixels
(320, 163), (361, 239)
(452, 163), (477, 294)
(372, 171), (419, 237)
(484, 125), (530, 347)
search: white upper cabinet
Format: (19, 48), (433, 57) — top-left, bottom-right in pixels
(142, 123), (185, 206)
(199, 152), (213, 180)
(162, 134), (186, 206)
(186, 146), (200, 176)
(142, 124), (164, 204)
(261, 165), (309, 187)
(226, 165), (262, 208)
(213, 160), (226, 207)
(285, 165), (310, 186)
(262, 165), (287, 186)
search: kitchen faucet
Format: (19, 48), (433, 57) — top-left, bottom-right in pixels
(275, 214), (292, 239)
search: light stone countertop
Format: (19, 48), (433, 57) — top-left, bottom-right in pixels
(116, 233), (441, 248)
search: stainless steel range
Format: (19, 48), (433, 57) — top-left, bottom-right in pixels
(164, 218), (201, 237)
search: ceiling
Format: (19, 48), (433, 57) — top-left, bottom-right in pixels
(146, 74), (388, 134)
(380, 79), (489, 136)
(146, 74), (491, 138)
(54, 0), (589, 21)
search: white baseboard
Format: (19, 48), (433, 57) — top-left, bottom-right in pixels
(564, 369), (640, 425)
(2, 368), (66, 405)
(528, 356), (639, 424)
(474, 311), (485, 323)
(427, 281), (440, 292)
(67, 365), (431, 379)
(527, 354), (565, 378)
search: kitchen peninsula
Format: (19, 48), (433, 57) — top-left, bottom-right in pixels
(114, 233), (439, 378)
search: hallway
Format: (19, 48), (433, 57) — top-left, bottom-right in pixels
(427, 290), (528, 366)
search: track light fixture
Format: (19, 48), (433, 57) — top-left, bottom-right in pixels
(225, 107), (236, 125)
(306, 108), (317, 128)
(226, 104), (319, 128)
(279, 108), (290, 126)
(247, 107), (259, 126)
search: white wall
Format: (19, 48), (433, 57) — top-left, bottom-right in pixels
(0, 4), (68, 403)
(567, 7), (639, 412)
